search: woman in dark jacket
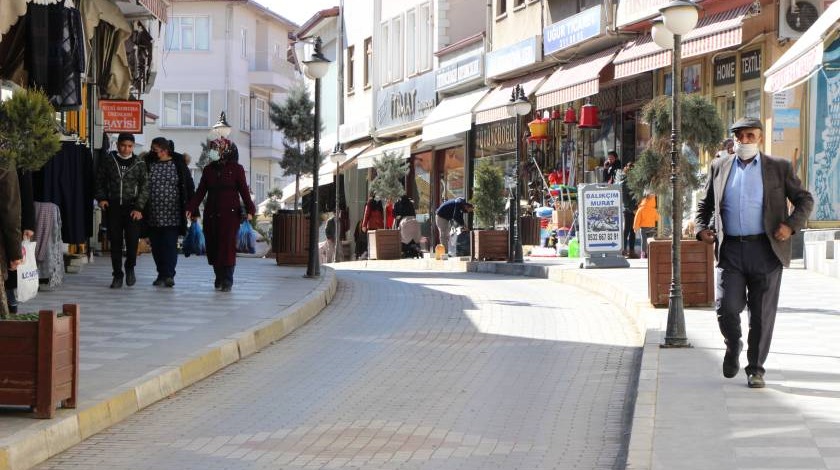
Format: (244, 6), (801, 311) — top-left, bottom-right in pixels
(185, 138), (255, 292)
(5, 169), (35, 312)
(144, 137), (195, 287)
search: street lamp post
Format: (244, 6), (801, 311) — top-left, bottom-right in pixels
(210, 111), (232, 140)
(506, 84), (532, 264)
(299, 36), (331, 278)
(329, 144), (347, 263)
(652, 0), (699, 347)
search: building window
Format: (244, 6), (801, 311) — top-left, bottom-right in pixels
(514, 0), (525, 7)
(418, 3), (432, 72)
(497, 0), (507, 16)
(380, 22), (390, 84)
(166, 16), (210, 51)
(273, 177), (283, 190)
(390, 16), (403, 81)
(162, 92), (209, 127)
(240, 28), (247, 58)
(364, 37), (372, 88)
(255, 173), (267, 202)
(406, 9), (417, 76)
(239, 95), (248, 130)
(347, 45), (355, 93)
(254, 97), (267, 130)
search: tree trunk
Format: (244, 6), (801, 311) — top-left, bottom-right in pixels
(294, 175), (300, 211)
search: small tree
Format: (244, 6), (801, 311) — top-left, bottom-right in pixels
(628, 94), (723, 221)
(0, 88), (61, 171)
(262, 187), (283, 218)
(269, 81), (323, 210)
(472, 159), (506, 229)
(369, 152), (409, 218)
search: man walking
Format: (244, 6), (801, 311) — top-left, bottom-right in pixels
(695, 117), (813, 388)
(95, 133), (149, 288)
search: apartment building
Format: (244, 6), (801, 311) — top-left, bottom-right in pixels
(142, 0), (300, 204)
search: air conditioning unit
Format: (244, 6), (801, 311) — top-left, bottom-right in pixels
(779, 0), (825, 39)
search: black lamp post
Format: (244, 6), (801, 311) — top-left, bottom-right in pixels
(652, 0), (699, 347)
(506, 84), (532, 264)
(300, 36), (331, 278)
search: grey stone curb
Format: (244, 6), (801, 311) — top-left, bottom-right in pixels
(0, 268), (337, 470)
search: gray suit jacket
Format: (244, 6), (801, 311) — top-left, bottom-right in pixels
(694, 153), (814, 267)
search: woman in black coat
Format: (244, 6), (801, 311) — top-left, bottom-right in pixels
(5, 169), (33, 313)
(186, 138), (255, 292)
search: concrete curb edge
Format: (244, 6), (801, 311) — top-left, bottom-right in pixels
(0, 267), (338, 470)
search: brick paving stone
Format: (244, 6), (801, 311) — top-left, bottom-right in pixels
(34, 265), (640, 469)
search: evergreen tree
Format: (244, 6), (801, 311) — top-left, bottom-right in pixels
(472, 159), (506, 229)
(369, 152), (409, 205)
(269, 81), (323, 210)
(0, 88), (61, 171)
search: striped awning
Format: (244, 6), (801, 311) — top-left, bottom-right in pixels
(356, 135), (423, 170)
(614, 4), (752, 79)
(535, 46), (620, 109)
(474, 71), (551, 125)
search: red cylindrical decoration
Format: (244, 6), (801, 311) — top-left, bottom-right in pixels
(578, 102), (600, 128)
(551, 109), (562, 120)
(563, 106), (577, 124)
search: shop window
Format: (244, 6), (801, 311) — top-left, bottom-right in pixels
(162, 92), (209, 128)
(364, 38), (372, 88)
(347, 45), (355, 93)
(166, 16), (210, 51)
(240, 28), (247, 59)
(497, 0), (507, 16)
(411, 152), (433, 243)
(440, 147), (465, 201)
(254, 97), (267, 130)
(742, 89), (761, 118)
(515, 0), (525, 7)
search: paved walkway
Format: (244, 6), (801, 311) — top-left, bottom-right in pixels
(0, 255), (336, 470)
(34, 265), (641, 470)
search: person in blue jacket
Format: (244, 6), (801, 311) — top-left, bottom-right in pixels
(435, 197), (473, 255)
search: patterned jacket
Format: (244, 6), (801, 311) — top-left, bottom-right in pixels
(95, 151), (149, 211)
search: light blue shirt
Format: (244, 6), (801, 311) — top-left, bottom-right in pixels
(721, 155), (764, 236)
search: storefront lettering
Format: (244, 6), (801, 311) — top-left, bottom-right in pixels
(476, 120), (517, 150)
(375, 73), (436, 130)
(714, 56), (736, 86)
(436, 55), (483, 91)
(741, 50), (761, 81)
(543, 6), (602, 55)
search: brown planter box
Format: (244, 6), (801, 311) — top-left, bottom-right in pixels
(471, 230), (508, 261)
(368, 229), (401, 260)
(273, 210), (310, 265)
(647, 240), (714, 308)
(519, 216), (541, 246)
(0, 304), (79, 418)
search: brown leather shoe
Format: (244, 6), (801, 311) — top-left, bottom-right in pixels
(747, 374), (765, 388)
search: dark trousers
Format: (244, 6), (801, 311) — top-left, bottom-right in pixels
(107, 204), (140, 278)
(716, 237), (783, 376)
(622, 211), (636, 253)
(213, 265), (235, 286)
(640, 228), (656, 256)
(149, 226), (180, 279)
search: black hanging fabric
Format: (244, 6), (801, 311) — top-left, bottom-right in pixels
(24, 3), (84, 110)
(32, 142), (94, 244)
(125, 22), (153, 95)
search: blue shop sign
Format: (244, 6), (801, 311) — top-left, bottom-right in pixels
(436, 54), (483, 91)
(486, 36), (542, 78)
(543, 6), (602, 55)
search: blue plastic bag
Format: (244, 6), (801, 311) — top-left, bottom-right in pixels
(183, 220), (206, 257)
(237, 221), (257, 254)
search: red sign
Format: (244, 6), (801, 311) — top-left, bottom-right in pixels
(100, 100), (144, 134)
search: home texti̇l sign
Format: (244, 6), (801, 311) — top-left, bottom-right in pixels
(577, 183), (629, 268)
(100, 100), (144, 134)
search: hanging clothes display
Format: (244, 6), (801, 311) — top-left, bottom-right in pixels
(32, 141), (94, 244)
(24, 2), (85, 110)
(34, 201), (64, 289)
(125, 22), (153, 95)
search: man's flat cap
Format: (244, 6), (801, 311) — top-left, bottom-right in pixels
(730, 117), (763, 132)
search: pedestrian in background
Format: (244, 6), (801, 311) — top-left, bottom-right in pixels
(4, 169), (35, 313)
(602, 150), (622, 184)
(716, 138), (734, 159)
(633, 191), (659, 258)
(617, 162), (638, 258)
(435, 197), (473, 255)
(95, 133), (148, 289)
(186, 138), (255, 292)
(144, 137), (194, 288)
(695, 117), (814, 389)
(0, 167), (22, 316)
(361, 196), (384, 233)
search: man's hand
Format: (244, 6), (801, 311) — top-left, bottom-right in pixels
(699, 229), (716, 244)
(773, 222), (793, 242)
(99, 200), (109, 209)
(9, 259), (22, 271)
(23, 230), (34, 240)
(130, 210), (143, 221)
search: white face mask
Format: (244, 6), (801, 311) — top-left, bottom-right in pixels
(734, 141), (759, 159)
(207, 149), (220, 162)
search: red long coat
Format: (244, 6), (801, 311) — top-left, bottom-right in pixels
(187, 160), (255, 267)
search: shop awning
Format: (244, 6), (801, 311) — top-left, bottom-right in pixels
(356, 135), (423, 170)
(614, 3), (753, 80)
(473, 71), (551, 125)
(535, 46), (620, 109)
(765, 1), (840, 93)
(317, 143), (371, 185)
(421, 88), (489, 144)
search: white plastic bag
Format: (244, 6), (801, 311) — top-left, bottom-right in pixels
(16, 240), (39, 303)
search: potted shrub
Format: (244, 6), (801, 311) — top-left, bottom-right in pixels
(367, 152), (407, 260)
(629, 94), (722, 308)
(471, 159), (508, 261)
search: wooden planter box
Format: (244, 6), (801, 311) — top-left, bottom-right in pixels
(647, 240), (714, 308)
(520, 216), (541, 246)
(0, 304), (79, 418)
(471, 230), (508, 261)
(273, 210), (310, 265)
(368, 229), (401, 260)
